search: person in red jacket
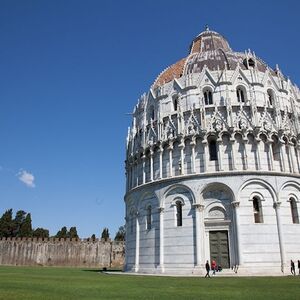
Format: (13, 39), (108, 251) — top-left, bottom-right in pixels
(211, 260), (217, 275)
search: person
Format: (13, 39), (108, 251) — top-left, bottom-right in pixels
(211, 260), (216, 275)
(205, 260), (210, 278)
(291, 260), (296, 276)
(298, 260), (300, 275)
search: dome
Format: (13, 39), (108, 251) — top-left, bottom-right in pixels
(153, 27), (272, 88)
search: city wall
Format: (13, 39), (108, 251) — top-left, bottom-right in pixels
(0, 237), (124, 268)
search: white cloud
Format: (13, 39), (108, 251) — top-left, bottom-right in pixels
(17, 170), (36, 188)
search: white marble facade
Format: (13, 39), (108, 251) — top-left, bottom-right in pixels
(124, 28), (300, 275)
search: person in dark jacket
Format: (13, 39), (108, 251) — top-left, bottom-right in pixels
(291, 260), (296, 276)
(298, 260), (300, 275)
(205, 260), (210, 278)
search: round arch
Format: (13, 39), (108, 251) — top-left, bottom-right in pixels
(238, 178), (278, 203)
(199, 182), (236, 204)
(162, 183), (196, 207)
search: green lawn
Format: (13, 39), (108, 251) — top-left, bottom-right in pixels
(0, 266), (299, 300)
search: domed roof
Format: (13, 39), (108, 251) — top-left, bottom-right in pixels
(153, 27), (272, 88)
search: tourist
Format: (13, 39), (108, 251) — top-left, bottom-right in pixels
(211, 259), (216, 275)
(298, 260), (300, 275)
(291, 260), (296, 276)
(205, 260), (210, 278)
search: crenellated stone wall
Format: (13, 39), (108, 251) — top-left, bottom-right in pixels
(0, 237), (124, 268)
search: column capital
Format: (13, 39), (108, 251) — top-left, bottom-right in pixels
(193, 203), (205, 211)
(178, 142), (185, 149)
(231, 201), (240, 208)
(158, 207), (165, 213)
(273, 201), (282, 209)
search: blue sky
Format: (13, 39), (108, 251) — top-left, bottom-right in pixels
(0, 0), (299, 238)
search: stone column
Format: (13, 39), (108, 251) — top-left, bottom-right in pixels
(136, 161), (139, 187)
(130, 164), (134, 189)
(150, 148), (154, 181)
(232, 201), (242, 266)
(134, 212), (140, 272)
(193, 204), (205, 267)
(158, 207), (165, 273)
(267, 139), (274, 171)
(158, 146), (163, 179)
(243, 137), (248, 170)
(179, 139), (185, 175)
(279, 140), (286, 172)
(296, 145), (300, 173)
(230, 137), (236, 170)
(255, 137), (262, 170)
(288, 143), (296, 173)
(217, 138), (223, 171)
(142, 155), (146, 184)
(190, 138), (196, 173)
(274, 201), (285, 273)
(202, 139), (208, 173)
(168, 142), (173, 177)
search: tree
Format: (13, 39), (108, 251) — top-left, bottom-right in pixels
(91, 234), (96, 241)
(18, 213), (32, 237)
(0, 209), (13, 237)
(13, 210), (26, 237)
(114, 226), (125, 241)
(33, 228), (49, 238)
(55, 226), (68, 239)
(101, 227), (109, 241)
(68, 227), (79, 239)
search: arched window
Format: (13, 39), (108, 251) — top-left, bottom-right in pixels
(149, 106), (155, 121)
(209, 140), (218, 161)
(243, 58), (255, 69)
(175, 200), (182, 227)
(173, 96), (178, 111)
(248, 58), (255, 68)
(236, 87), (245, 103)
(146, 206), (152, 229)
(290, 198), (299, 224)
(267, 89), (275, 106)
(253, 197), (263, 223)
(203, 89), (213, 105)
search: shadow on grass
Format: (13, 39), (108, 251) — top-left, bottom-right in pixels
(82, 268), (123, 273)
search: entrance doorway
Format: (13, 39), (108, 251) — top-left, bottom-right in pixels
(209, 230), (230, 268)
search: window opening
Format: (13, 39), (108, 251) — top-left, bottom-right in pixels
(204, 90), (213, 105)
(253, 197), (263, 223)
(209, 140), (218, 161)
(146, 206), (152, 229)
(290, 198), (299, 224)
(173, 96), (178, 111)
(267, 90), (274, 106)
(236, 88), (245, 103)
(176, 200), (182, 227)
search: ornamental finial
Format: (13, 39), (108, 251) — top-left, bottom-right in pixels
(205, 24), (210, 31)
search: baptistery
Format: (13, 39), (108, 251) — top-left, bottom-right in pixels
(124, 27), (300, 275)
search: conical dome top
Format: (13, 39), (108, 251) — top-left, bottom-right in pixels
(153, 27), (270, 88)
(189, 27), (232, 54)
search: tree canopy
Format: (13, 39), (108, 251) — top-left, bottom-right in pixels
(114, 226), (125, 241)
(101, 227), (109, 241)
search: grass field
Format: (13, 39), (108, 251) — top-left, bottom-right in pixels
(0, 266), (299, 300)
